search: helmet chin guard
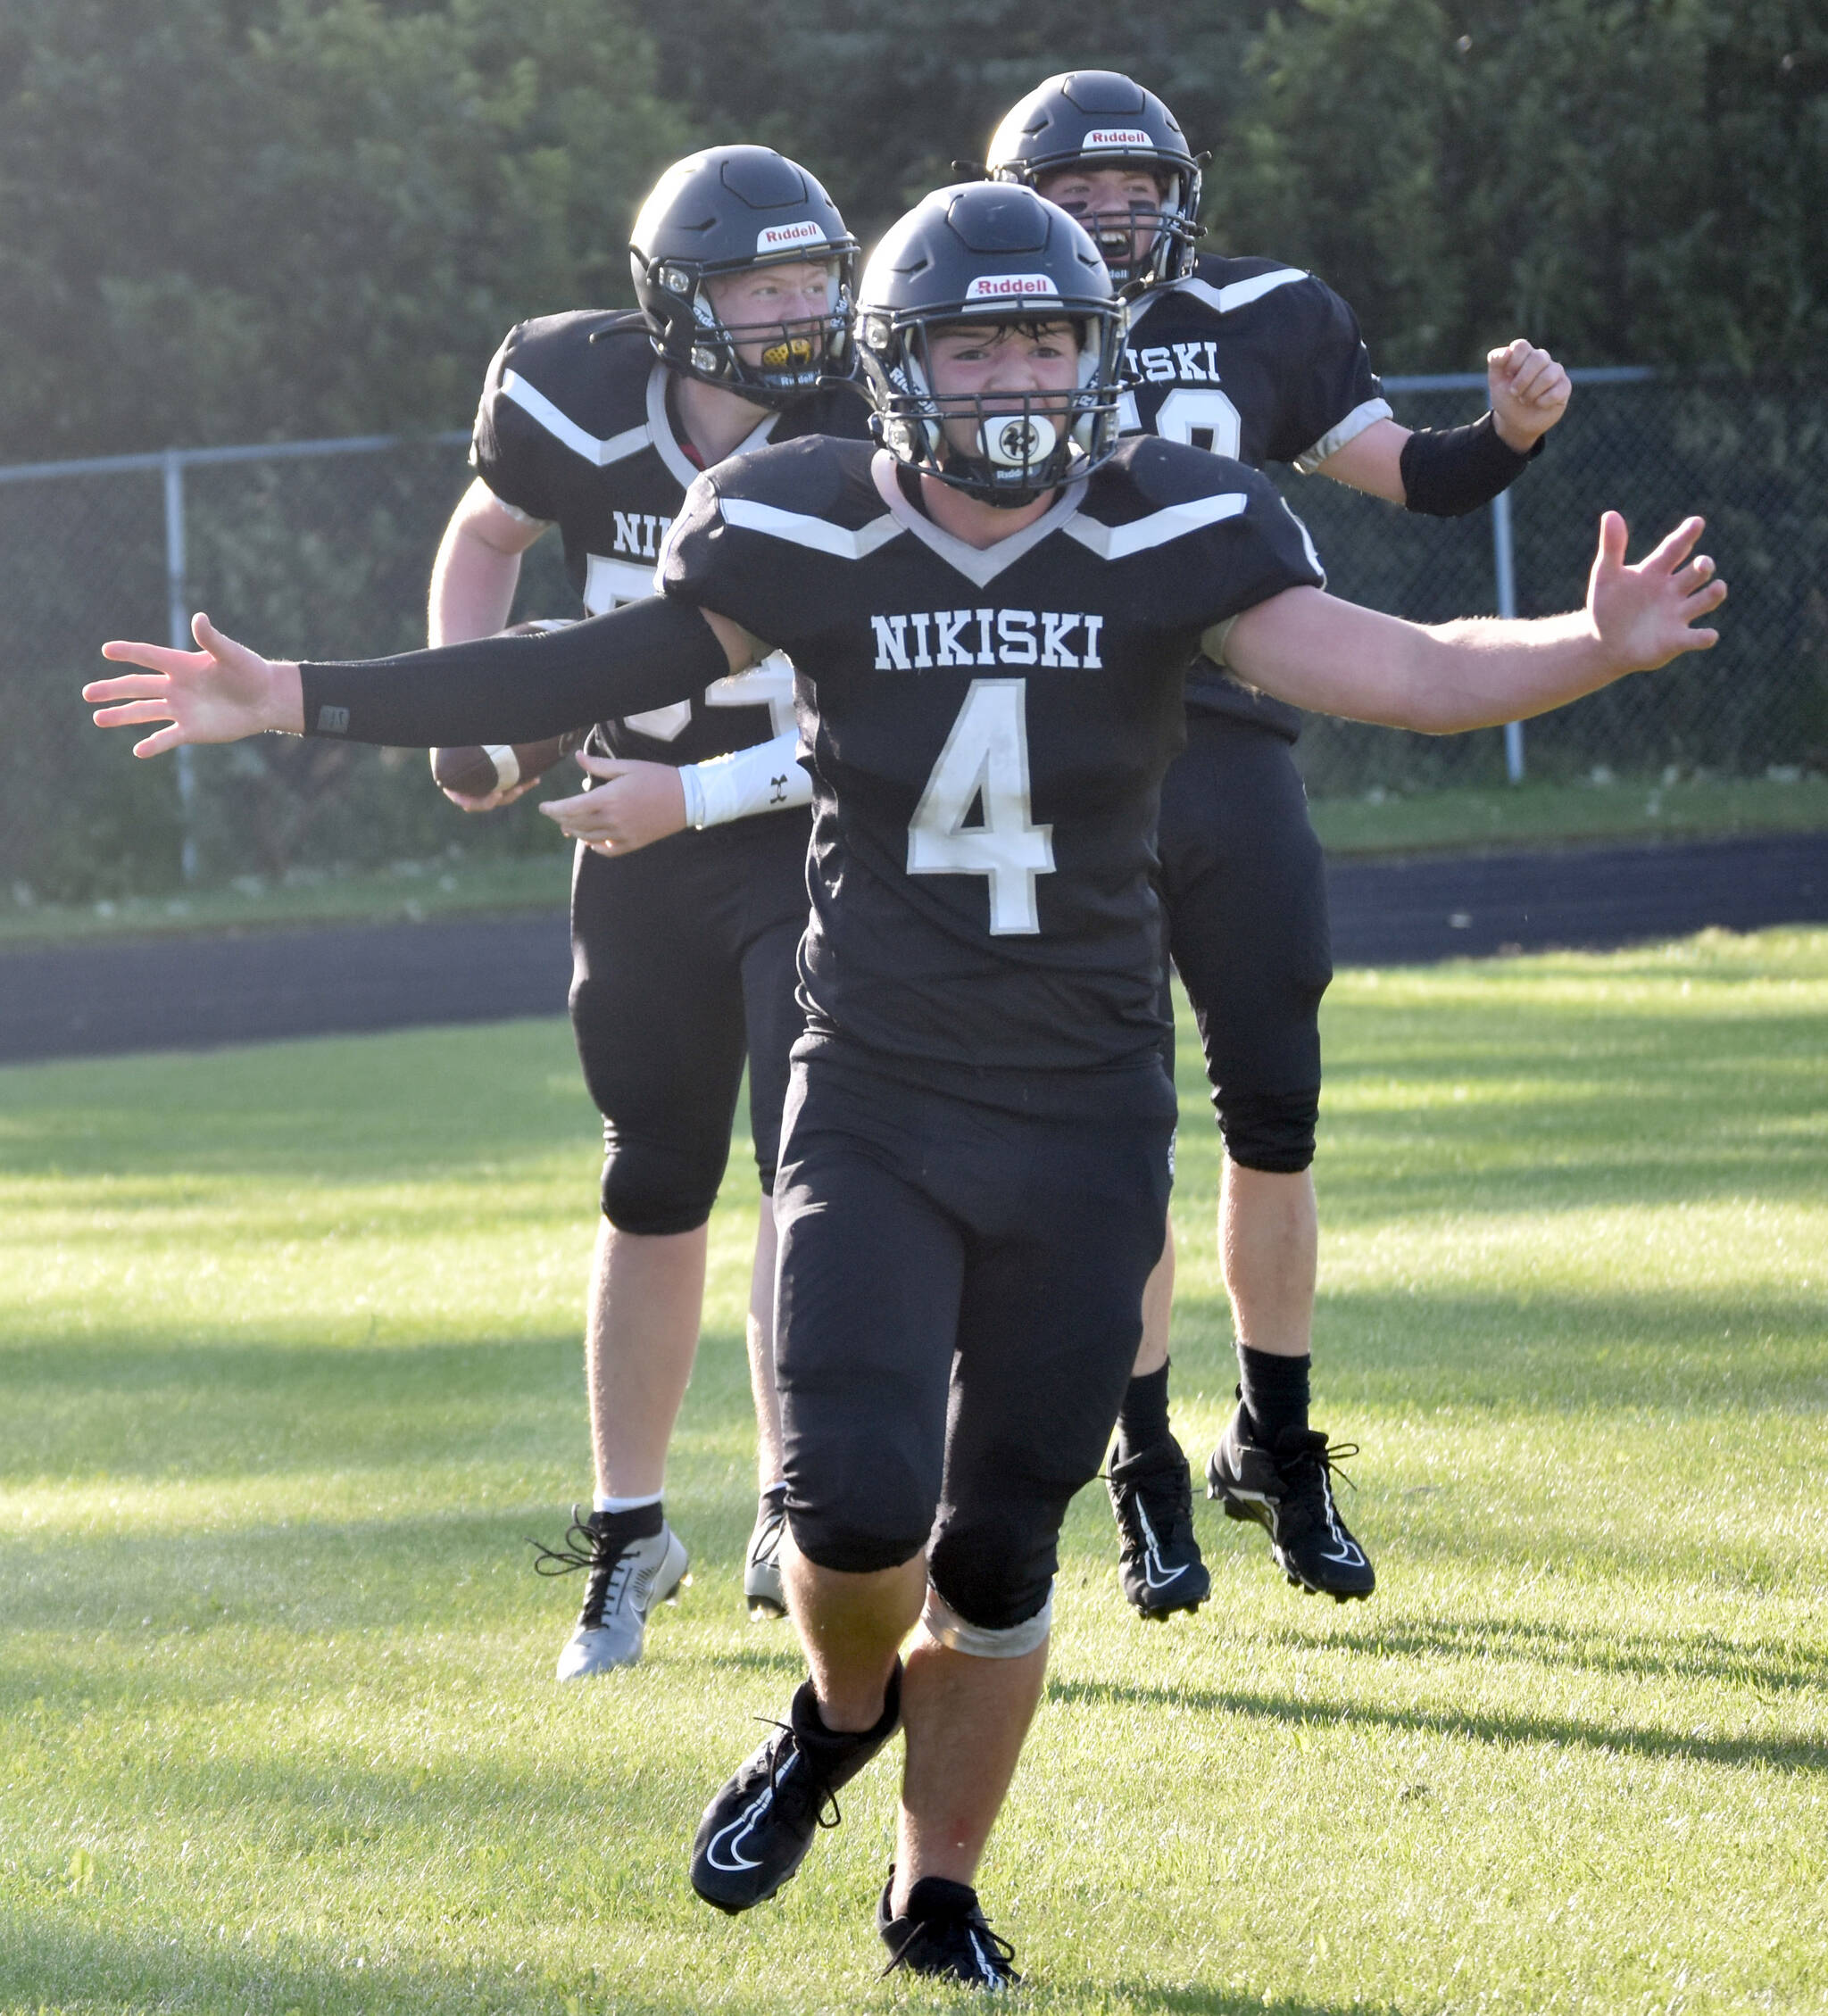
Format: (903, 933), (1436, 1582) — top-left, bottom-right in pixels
(857, 183), (1127, 509)
(629, 145), (860, 407)
(985, 71), (1205, 291)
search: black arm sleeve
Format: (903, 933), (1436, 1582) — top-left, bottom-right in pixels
(1400, 411), (1541, 517)
(299, 596), (734, 747)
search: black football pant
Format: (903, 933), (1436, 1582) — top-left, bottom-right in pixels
(569, 809), (810, 1234)
(1156, 708), (1334, 1174)
(772, 1041), (1176, 1633)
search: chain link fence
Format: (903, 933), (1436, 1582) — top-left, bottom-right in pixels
(4, 372), (1824, 905)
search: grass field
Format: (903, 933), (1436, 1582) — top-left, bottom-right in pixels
(4, 772), (1824, 948)
(3, 930), (1824, 2013)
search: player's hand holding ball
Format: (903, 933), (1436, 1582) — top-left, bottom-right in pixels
(432, 620), (586, 811)
(1487, 337), (1572, 451)
(541, 751), (689, 859)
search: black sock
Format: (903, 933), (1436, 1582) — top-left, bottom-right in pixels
(1237, 1345), (1310, 1447)
(586, 1499), (663, 1542)
(793, 1659), (902, 1745)
(1115, 1360), (1172, 1461)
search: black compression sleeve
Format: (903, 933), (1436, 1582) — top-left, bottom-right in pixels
(1399, 411), (1541, 518)
(298, 596), (733, 746)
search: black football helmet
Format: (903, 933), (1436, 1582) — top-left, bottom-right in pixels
(629, 145), (859, 406)
(855, 182), (1126, 510)
(985, 71), (1203, 289)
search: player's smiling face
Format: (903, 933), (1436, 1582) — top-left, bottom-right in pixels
(704, 258), (839, 372)
(925, 319), (1079, 463)
(1035, 165), (1164, 278)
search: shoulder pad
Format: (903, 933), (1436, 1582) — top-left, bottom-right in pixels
(495, 310), (650, 391)
(707, 435), (880, 527)
(1097, 434), (1261, 513)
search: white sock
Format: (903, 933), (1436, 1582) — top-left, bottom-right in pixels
(593, 1489), (662, 1514)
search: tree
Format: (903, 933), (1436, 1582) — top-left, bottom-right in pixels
(0, 0), (687, 459)
(1206, 0), (1828, 370)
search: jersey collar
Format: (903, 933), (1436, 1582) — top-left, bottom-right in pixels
(868, 452), (1088, 590)
(646, 365), (781, 488)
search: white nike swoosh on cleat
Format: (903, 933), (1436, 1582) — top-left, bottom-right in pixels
(1142, 1547), (1192, 1591)
(1319, 1543), (1366, 1567)
(703, 1790), (773, 1872)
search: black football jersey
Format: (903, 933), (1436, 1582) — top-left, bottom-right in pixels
(659, 436), (1325, 1101)
(470, 310), (872, 763)
(1118, 253), (1389, 729)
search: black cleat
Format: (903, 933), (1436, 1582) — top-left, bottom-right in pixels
(689, 1664), (901, 1913)
(1206, 1398), (1375, 1601)
(877, 1870), (1020, 1990)
(744, 1483), (789, 1620)
(1107, 1435), (1210, 1619)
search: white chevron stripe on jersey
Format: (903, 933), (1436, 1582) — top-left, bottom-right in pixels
(500, 370), (652, 467)
(719, 496), (904, 560)
(1062, 491), (1248, 561)
(1130, 267), (1309, 335)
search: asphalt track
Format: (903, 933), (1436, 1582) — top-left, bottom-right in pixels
(3, 830), (1824, 1066)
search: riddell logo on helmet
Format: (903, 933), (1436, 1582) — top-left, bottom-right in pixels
(1084, 128), (1154, 148)
(964, 274), (1061, 301)
(756, 220), (827, 253)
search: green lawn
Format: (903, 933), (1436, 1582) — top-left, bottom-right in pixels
(4, 772), (1824, 948)
(2, 930), (1824, 2013)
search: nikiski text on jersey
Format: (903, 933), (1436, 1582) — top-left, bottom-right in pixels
(869, 610), (1106, 672)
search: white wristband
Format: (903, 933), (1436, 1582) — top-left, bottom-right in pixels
(681, 731), (810, 830)
(677, 763), (708, 830)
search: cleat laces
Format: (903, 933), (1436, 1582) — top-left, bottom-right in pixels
(528, 1507), (642, 1630)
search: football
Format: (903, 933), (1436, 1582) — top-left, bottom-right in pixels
(431, 620), (589, 800)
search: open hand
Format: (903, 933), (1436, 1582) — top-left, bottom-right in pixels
(1587, 513), (1725, 674)
(1487, 339), (1571, 451)
(87, 614), (303, 754)
(538, 751), (689, 858)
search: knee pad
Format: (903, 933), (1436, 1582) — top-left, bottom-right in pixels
(784, 1497), (931, 1576)
(926, 1509), (1061, 1636)
(1214, 1087), (1320, 1174)
(598, 1131), (726, 1236)
(920, 1582), (1053, 1658)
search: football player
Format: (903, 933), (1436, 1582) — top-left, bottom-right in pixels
(985, 71), (1573, 1616)
(425, 145), (869, 1676)
(90, 184), (1721, 1986)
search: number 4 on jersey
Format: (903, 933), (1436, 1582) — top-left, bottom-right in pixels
(908, 678), (1054, 935)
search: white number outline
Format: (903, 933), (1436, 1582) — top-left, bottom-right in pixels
(907, 678), (1054, 936)
(584, 557), (794, 741)
(1153, 386), (1243, 460)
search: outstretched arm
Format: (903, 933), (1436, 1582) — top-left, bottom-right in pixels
(1223, 513), (1724, 731)
(87, 603), (764, 757)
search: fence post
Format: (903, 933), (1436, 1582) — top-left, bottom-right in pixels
(1489, 487), (1526, 784)
(162, 450), (198, 884)
(1490, 488), (1525, 784)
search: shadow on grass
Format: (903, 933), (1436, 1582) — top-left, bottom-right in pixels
(1046, 1673), (1828, 1776)
(0, 1329), (759, 1486)
(0, 1909), (1400, 2016)
(0, 1911), (673, 2016)
(1, 1498), (771, 1640)
(1100, 1990), (1398, 2016)
(1164, 1283), (1828, 1414)
(1281, 1612), (1828, 1697)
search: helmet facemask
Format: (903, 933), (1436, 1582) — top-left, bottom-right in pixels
(1043, 166), (1201, 291)
(643, 248), (857, 407)
(862, 306), (1126, 509)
